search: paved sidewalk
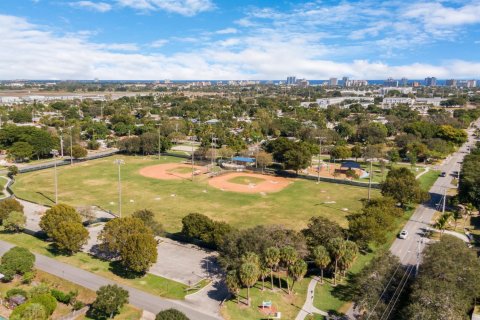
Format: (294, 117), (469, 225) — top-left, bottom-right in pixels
(295, 277), (329, 320)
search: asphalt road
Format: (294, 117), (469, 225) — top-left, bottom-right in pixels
(390, 119), (480, 266)
(0, 240), (221, 320)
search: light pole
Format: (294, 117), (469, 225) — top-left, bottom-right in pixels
(368, 160), (373, 201)
(59, 129), (64, 158)
(50, 149), (59, 204)
(114, 159), (125, 217)
(69, 127), (73, 165)
(156, 124), (161, 160)
(317, 137), (324, 183)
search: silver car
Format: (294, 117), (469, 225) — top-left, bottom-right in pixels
(399, 230), (408, 239)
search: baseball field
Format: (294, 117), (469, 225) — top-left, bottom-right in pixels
(11, 155), (378, 232)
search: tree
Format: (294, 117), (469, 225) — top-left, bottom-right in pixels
(10, 302), (47, 320)
(255, 151), (273, 172)
(330, 146), (352, 160)
(312, 245), (330, 284)
(338, 240), (358, 278)
(226, 270), (240, 304)
(3, 211), (26, 232)
(434, 212), (452, 237)
(7, 165), (19, 178)
(132, 209), (164, 236)
(91, 285), (129, 319)
(156, 308), (190, 320)
(51, 221), (89, 254)
(351, 145), (362, 161)
(289, 259), (307, 293)
(402, 236), (480, 319)
(119, 233), (158, 273)
(302, 216), (344, 248)
(181, 213), (214, 241)
(0, 198), (24, 222)
(458, 150), (480, 209)
(8, 141), (34, 161)
(284, 143), (312, 174)
(71, 145), (88, 159)
(381, 167), (428, 208)
(98, 217), (152, 257)
(327, 237), (346, 286)
(1, 246), (35, 275)
(264, 247), (280, 290)
(348, 197), (402, 248)
(239, 262), (259, 306)
(280, 246), (298, 294)
(39, 204), (82, 238)
(29, 293), (57, 315)
(357, 122), (388, 144)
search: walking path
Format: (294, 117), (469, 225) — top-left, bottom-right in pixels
(415, 166), (430, 179)
(0, 239), (221, 320)
(431, 229), (470, 243)
(295, 277), (329, 320)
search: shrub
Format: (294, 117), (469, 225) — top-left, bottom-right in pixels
(0, 265), (15, 282)
(1, 246), (35, 275)
(30, 293), (57, 315)
(29, 283), (50, 297)
(22, 271), (35, 284)
(73, 300), (85, 310)
(3, 211), (26, 232)
(51, 289), (76, 304)
(10, 302), (47, 320)
(156, 308), (190, 320)
(6, 288), (28, 299)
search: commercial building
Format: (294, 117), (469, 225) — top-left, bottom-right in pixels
(286, 76), (296, 85)
(445, 79), (457, 87)
(384, 78), (399, 87)
(425, 77), (437, 86)
(329, 78), (338, 86)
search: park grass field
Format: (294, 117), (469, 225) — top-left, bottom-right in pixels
(12, 155), (378, 232)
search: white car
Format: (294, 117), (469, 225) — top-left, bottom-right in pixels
(399, 230), (408, 239)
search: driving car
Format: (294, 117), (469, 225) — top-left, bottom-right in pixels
(399, 230), (408, 239)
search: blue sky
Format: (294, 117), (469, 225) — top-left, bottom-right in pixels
(1, 0), (480, 80)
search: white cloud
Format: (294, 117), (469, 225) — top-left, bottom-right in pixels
(150, 39), (169, 48)
(215, 28), (237, 35)
(1, 11), (480, 80)
(70, 1), (112, 12)
(403, 2), (480, 27)
(116, 0), (214, 16)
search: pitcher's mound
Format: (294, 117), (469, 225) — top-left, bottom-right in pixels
(208, 172), (291, 193)
(140, 163), (207, 180)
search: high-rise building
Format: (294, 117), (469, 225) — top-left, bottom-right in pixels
(400, 78), (408, 86)
(425, 77), (437, 86)
(384, 77), (399, 87)
(342, 77), (349, 87)
(329, 78), (338, 86)
(445, 79), (457, 87)
(467, 80), (477, 88)
(286, 76), (296, 85)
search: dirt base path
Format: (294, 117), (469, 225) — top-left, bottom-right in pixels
(139, 163), (207, 180)
(208, 172), (291, 193)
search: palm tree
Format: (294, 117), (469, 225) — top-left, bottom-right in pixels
(259, 265), (270, 291)
(338, 241), (358, 278)
(289, 259), (307, 294)
(435, 213), (452, 237)
(239, 262), (260, 306)
(312, 245), (331, 284)
(241, 252), (260, 265)
(264, 247), (280, 290)
(327, 237), (347, 286)
(226, 270), (240, 304)
(280, 246), (298, 294)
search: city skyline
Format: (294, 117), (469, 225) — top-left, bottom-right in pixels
(1, 0), (480, 80)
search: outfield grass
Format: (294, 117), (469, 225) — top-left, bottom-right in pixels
(228, 176), (266, 185)
(0, 231), (189, 300)
(12, 155), (378, 231)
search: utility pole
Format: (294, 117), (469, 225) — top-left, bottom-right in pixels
(59, 129), (64, 158)
(442, 188), (446, 215)
(191, 136), (195, 181)
(114, 159), (125, 217)
(50, 149), (59, 204)
(368, 160), (373, 200)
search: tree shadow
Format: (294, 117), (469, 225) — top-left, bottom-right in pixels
(108, 260), (145, 279)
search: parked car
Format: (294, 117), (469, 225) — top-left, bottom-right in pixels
(399, 230), (408, 239)
(440, 172), (446, 177)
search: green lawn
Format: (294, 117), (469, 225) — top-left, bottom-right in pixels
(418, 169), (441, 191)
(228, 176), (266, 185)
(0, 231), (189, 300)
(12, 155), (377, 231)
